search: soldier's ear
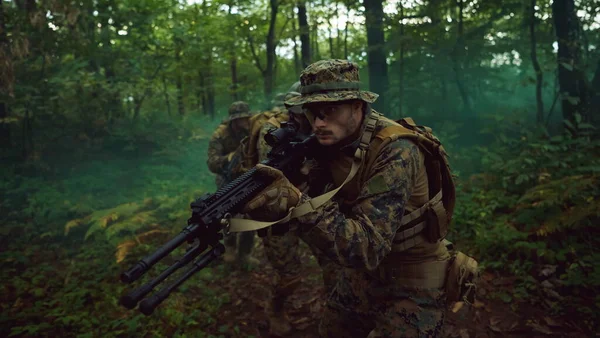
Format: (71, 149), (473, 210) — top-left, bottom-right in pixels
(352, 100), (363, 116)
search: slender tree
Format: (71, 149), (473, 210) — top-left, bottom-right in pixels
(0, 0), (12, 147)
(363, 0), (389, 112)
(529, 0), (544, 124)
(451, 0), (472, 114)
(298, 0), (311, 68)
(552, 0), (590, 130)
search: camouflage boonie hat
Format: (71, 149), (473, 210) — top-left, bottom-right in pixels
(284, 59), (378, 106)
(226, 101), (252, 122)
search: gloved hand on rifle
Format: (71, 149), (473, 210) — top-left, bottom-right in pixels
(242, 164), (302, 223)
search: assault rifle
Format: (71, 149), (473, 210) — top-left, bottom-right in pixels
(119, 121), (317, 316)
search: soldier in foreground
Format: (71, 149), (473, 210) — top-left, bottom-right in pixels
(240, 60), (465, 337)
(206, 101), (259, 268)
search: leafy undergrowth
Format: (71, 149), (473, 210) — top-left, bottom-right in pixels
(449, 122), (600, 334)
(1, 117), (599, 337)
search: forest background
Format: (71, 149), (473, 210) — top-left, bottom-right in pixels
(1, 0), (599, 337)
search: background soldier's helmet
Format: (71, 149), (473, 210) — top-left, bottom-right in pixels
(284, 59), (378, 107)
(226, 101), (252, 122)
(271, 82), (302, 111)
(284, 82), (302, 115)
(270, 93), (287, 109)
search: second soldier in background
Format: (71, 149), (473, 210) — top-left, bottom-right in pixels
(206, 101), (259, 268)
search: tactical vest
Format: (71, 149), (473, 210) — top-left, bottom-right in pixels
(327, 112), (456, 252)
(240, 110), (289, 171)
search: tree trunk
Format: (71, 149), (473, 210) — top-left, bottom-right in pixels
(326, 0), (334, 59)
(298, 0), (311, 68)
(335, 3), (341, 59)
(98, 0), (122, 119)
(291, 6), (301, 75)
(589, 58), (600, 128)
(312, 20), (320, 61)
(162, 76), (171, 116)
(264, 0), (278, 103)
(451, 0), (472, 114)
(344, 8), (349, 59)
(22, 108), (31, 159)
(230, 57), (239, 101)
(426, 0), (450, 113)
(132, 64), (162, 120)
(228, 1), (239, 101)
(398, 2), (404, 117)
(328, 20), (334, 59)
(206, 54), (215, 118)
(0, 103), (8, 148)
(199, 71), (208, 115)
(174, 41), (185, 116)
(529, 0), (544, 124)
(0, 0), (11, 147)
(363, 0), (389, 112)
(552, 0), (590, 129)
(592, 59), (600, 92)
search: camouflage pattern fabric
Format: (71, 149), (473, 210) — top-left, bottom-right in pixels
(319, 282), (446, 337)
(256, 116), (340, 297)
(208, 102), (254, 264)
(257, 118), (305, 294)
(225, 101), (252, 122)
(206, 122), (247, 187)
(284, 59), (378, 107)
(290, 117), (449, 337)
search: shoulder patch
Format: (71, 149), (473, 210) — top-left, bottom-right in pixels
(366, 174), (389, 195)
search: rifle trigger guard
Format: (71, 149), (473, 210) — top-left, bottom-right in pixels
(220, 213), (232, 235)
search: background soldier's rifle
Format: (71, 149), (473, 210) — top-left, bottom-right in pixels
(119, 122), (317, 315)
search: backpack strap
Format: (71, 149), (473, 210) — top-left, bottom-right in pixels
(367, 120), (455, 251)
(290, 112), (380, 218)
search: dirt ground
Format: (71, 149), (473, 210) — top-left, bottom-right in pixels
(201, 241), (586, 338)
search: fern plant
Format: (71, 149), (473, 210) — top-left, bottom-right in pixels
(64, 191), (202, 263)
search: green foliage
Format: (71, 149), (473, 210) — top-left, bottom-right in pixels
(0, 138), (235, 337)
(451, 115), (600, 331)
(1, 0), (599, 335)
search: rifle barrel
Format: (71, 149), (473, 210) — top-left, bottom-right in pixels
(120, 243), (205, 309)
(120, 224), (199, 284)
(139, 244), (225, 316)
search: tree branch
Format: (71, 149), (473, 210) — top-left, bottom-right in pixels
(246, 30), (265, 74)
(275, 15), (292, 48)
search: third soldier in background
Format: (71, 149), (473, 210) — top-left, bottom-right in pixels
(206, 101), (259, 268)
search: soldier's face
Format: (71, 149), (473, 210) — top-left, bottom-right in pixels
(230, 118), (250, 134)
(304, 100), (363, 146)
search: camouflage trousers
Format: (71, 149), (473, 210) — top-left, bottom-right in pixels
(262, 231), (339, 298)
(224, 231), (255, 258)
(319, 268), (447, 338)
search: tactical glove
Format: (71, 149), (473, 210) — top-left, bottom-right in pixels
(242, 164), (301, 222)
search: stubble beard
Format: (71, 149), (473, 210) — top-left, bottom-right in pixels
(346, 114), (358, 136)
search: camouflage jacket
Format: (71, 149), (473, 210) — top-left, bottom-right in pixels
(207, 122), (247, 177)
(295, 114), (449, 272)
